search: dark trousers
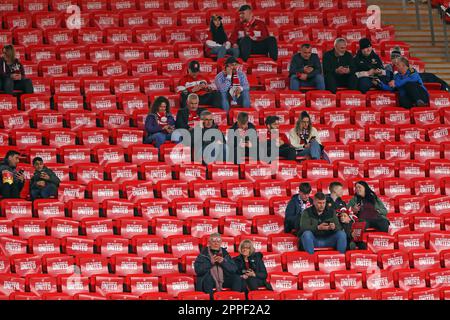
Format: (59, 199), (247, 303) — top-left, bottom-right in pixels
(399, 82), (429, 109)
(279, 144), (297, 161)
(362, 217), (390, 233)
(180, 91), (222, 109)
(0, 78), (34, 94)
(244, 277), (267, 291)
(357, 72), (393, 94)
(325, 73), (357, 94)
(420, 72), (450, 91)
(238, 36), (278, 62)
(1, 183), (23, 199)
(30, 183), (58, 200)
(201, 273), (244, 297)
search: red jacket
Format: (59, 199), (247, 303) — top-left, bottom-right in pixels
(230, 18), (269, 44)
(176, 74), (211, 96)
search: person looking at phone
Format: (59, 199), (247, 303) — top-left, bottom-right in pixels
(234, 239), (272, 292)
(353, 38), (393, 93)
(299, 192), (347, 254)
(347, 181), (390, 233)
(0, 44), (34, 95)
(194, 233), (243, 298)
(322, 38), (357, 93)
(289, 43), (325, 91)
(229, 112), (258, 164)
(0, 150), (25, 199)
(30, 157), (60, 201)
(288, 111), (328, 160)
(144, 96), (176, 149)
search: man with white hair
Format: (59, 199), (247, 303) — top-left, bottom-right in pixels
(194, 233), (243, 298)
(322, 38), (357, 93)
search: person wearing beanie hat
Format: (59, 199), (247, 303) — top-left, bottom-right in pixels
(205, 15), (239, 59)
(289, 43), (325, 91)
(214, 57), (250, 112)
(322, 38), (357, 93)
(353, 38), (392, 93)
(177, 60), (222, 109)
(264, 116), (296, 161)
(229, 4), (278, 62)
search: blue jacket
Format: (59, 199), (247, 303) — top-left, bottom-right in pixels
(284, 194), (314, 233)
(379, 68), (429, 98)
(144, 113), (175, 135)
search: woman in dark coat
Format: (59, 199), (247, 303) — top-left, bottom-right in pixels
(144, 96), (175, 149)
(233, 239), (272, 291)
(0, 44), (33, 94)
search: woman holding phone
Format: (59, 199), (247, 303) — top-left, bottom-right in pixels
(234, 240), (272, 291)
(0, 44), (33, 94)
(347, 181), (390, 232)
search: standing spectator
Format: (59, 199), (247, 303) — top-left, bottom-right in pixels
(289, 43), (325, 91)
(299, 192), (347, 254)
(177, 60), (222, 109)
(206, 15), (239, 59)
(284, 182), (313, 233)
(230, 4), (278, 62)
(353, 38), (393, 93)
(144, 96), (175, 149)
(0, 150), (25, 199)
(322, 38), (357, 93)
(194, 233), (243, 298)
(215, 57), (250, 112)
(347, 181), (390, 233)
(229, 112), (258, 164)
(234, 240), (272, 291)
(376, 56), (429, 108)
(0, 45), (33, 94)
(264, 116), (296, 161)
(288, 111), (328, 161)
(30, 157), (60, 200)
(175, 93), (207, 131)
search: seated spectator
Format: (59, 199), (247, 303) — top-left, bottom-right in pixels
(194, 233), (243, 298)
(288, 111), (329, 161)
(206, 15), (239, 59)
(289, 43), (325, 91)
(234, 240), (272, 291)
(285, 182), (313, 233)
(229, 112), (258, 164)
(175, 93), (207, 131)
(0, 150), (24, 199)
(264, 116), (296, 161)
(144, 96), (175, 149)
(215, 57), (250, 112)
(299, 192), (347, 254)
(177, 60), (221, 109)
(230, 4), (278, 62)
(0, 45), (33, 95)
(353, 38), (393, 93)
(347, 181), (390, 233)
(386, 47), (449, 92)
(191, 110), (227, 164)
(322, 38), (357, 93)
(376, 56), (429, 108)
(30, 157), (60, 200)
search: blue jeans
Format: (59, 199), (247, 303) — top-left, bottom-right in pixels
(220, 89), (250, 112)
(301, 230), (347, 254)
(297, 139), (322, 159)
(145, 132), (171, 149)
(31, 183), (58, 200)
(290, 74), (325, 91)
(210, 46), (240, 59)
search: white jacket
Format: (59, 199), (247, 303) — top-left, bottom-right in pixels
(288, 127), (321, 150)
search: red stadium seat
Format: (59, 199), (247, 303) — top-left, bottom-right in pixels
(47, 218), (80, 238)
(42, 254), (75, 276)
(10, 254), (42, 276)
(220, 216), (252, 237)
(204, 198), (237, 219)
(82, 218), (115, 240)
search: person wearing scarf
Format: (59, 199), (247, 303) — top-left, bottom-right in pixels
(0, 44), (33, 94)
(194, 233), (243, 299)
(144, 96), (175, 149)
(229, 4), (278, 62)
(265, 115), (296, 161)
(206, 15), (239, 59)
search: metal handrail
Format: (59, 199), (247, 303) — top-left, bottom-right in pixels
(440, 5), (450, 61)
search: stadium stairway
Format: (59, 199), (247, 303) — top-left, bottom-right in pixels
(370, 0), (450, 84)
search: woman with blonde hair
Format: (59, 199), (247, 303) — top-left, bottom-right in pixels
(233, 239), (272, 291)
(0, 44), (33, 94)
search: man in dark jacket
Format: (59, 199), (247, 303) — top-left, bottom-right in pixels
(228, 112), (258, 164)
(284, 182), (313, 234)
(289, 43), (325, 91)
(173, 93), (207, 144)
(322, 38), (357, 93)
(299, 192), (347, 254)
(353, 38), (393, 93)
(264, 115), (296, 162)
(194, 233), (243, 298)
(30, 157), (60, 200)
(0, 150), (25, 199)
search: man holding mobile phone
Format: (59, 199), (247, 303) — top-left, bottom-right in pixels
(30, 157), (60, 200)
(289, 43), (325, 91)
(0, 150), (25, 199)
